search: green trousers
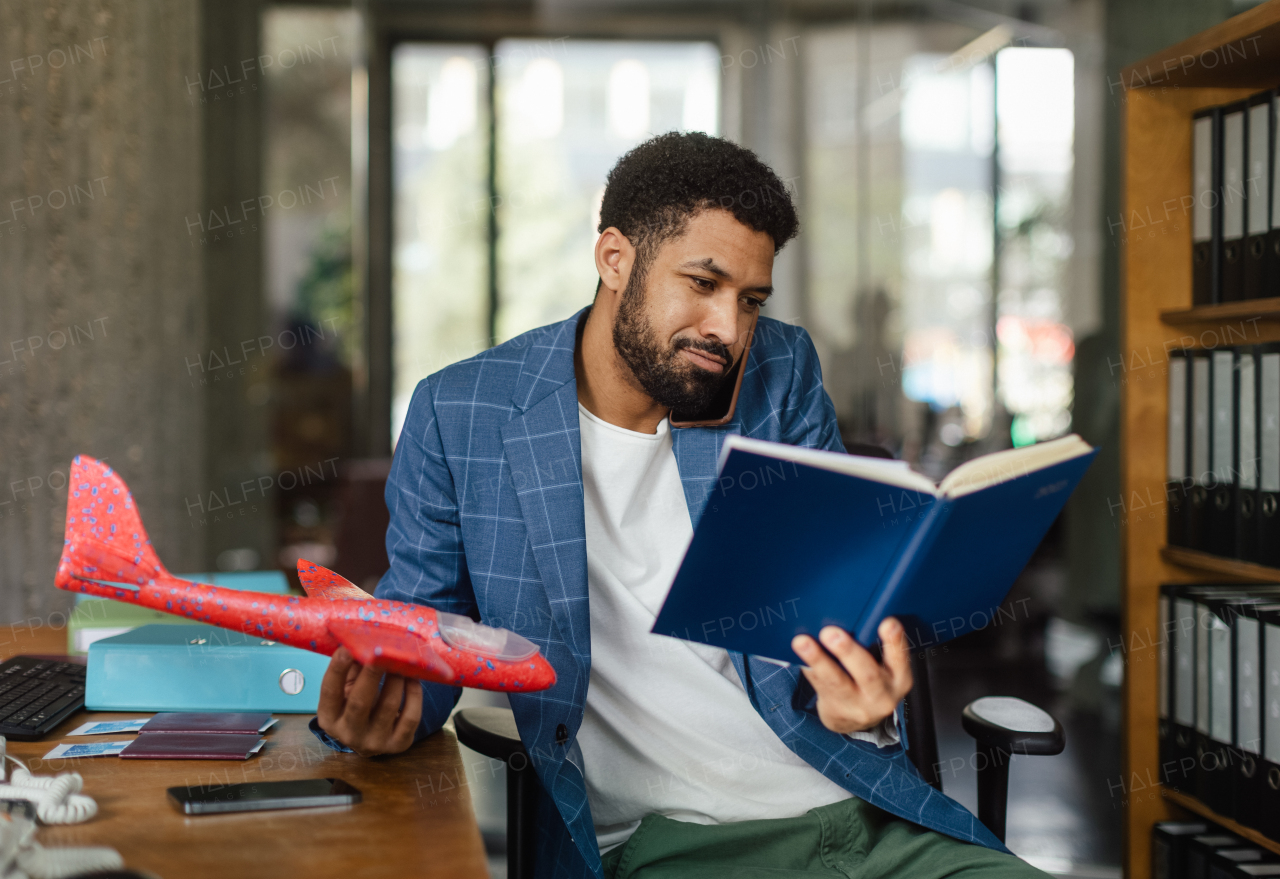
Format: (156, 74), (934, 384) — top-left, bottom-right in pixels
(600, 797), (1052, 879)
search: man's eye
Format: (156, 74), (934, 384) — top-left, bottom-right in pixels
(743, 297), (766, 309)
(692, 277), (714, 290)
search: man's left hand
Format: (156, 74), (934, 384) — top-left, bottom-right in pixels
(791, 617), (913, 736)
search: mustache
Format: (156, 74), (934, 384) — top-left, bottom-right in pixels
(672, 336), (732, 366)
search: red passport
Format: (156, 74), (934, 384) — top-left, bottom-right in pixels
(120, 733), (265, 760)
(139, 713), (274, 735)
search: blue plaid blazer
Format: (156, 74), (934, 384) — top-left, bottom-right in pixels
(352, 307), (1007, 875)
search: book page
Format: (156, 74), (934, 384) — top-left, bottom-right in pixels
(939, 434), (1093, 497)
(719, 435), (939, 494)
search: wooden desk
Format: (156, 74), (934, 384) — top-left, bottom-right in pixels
(0, 624), (489, 879)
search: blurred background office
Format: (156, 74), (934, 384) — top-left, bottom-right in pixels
(0, 0), (1263, 875)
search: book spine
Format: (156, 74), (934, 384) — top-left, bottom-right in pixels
(854, 498), (953, 646)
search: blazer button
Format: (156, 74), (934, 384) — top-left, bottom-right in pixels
(555, 723), (568, 744)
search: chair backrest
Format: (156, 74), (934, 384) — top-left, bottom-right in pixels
(904, 649), (942, 790)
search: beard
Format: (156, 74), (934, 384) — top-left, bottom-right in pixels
(611, 271), (735, 414)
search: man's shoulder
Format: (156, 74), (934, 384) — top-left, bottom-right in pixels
(744, 316), (819, 387)
(425, 314), (577, 402)
(751, 316), (813, 356)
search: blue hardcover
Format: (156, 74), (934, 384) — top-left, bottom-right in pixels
(86, 624), (330, 713)
(652, 439), (1098, 663)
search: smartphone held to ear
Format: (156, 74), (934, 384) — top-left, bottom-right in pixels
(168, 778), (361, 815)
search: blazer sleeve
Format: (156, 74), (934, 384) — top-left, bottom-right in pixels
(312, 377), (477, 753)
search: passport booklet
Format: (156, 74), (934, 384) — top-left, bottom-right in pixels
(652, 434), (1097, 663)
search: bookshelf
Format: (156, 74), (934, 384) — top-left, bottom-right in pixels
(1121, 2), (1280, 874)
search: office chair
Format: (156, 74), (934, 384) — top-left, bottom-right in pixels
(455, 442), (1067, 878)
(455, 650), (1064, 879)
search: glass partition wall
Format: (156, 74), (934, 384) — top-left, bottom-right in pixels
(391, 39), (720, 444)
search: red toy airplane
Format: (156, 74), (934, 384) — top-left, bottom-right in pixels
(54, 456), (556, 692)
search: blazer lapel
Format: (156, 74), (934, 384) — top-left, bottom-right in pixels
(500, 314), (590, 683)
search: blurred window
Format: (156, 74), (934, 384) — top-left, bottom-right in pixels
(391, 39), (719, 444)
(804, 27), (1074, 466)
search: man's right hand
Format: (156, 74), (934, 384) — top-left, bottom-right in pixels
(316, 646), (424, 758)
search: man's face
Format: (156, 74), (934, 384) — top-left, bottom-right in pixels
(612, 209), (775, 413)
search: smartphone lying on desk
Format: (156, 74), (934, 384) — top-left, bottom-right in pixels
(168, 778), (361, 814)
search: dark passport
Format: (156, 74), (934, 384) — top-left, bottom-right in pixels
(139, 712), (273, 735)
(121, 732), (265, 760)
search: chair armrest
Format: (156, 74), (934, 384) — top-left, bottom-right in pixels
(961, 696), (1064, 756)
(454, 707), (528, 762)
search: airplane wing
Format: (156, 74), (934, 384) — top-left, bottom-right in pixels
(325, 617), (455, 683)
(296, 561), (373, 601)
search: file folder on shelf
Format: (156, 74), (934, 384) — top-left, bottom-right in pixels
(1151, 821), (1209, 879)
(1261, 345), (1280, 567)
(1191, 351), (1213, 552)
(1223, 102), (1249, 303)
(1239, 347), (1261, 562)
(1209, 349), (1238, 557)
(1261, 605), (1280, 841)
(1195, 594), (1232, 813)
(1236, 601), (1271, 829)
(1168, 585), (1201, 789)
(1194, 106), (1223, 306)
(1246, 91), (1273, 300)
(1187, 833), (1246, 879)
(1169, 349), (1191, 549)
(1270, 90), (1280, 294)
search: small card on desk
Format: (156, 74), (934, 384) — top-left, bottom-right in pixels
(120, 733), (266, 760)
(44, 740), (131, 759)
(67, 719), (149, 736)
(139, 713), (277, 735)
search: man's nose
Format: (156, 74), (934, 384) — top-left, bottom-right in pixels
(698, 295), (741, 349)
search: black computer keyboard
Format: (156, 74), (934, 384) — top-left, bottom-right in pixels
(0, 657), (86, 740)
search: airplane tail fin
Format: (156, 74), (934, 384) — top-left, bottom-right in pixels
(296, 560), (372, 601)
(56, 456), (168, 594)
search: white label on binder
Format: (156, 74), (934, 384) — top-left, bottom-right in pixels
(1250, 102), (1271, 235)
(1193, 355), (1211, 486)
(1241, 352), (1258, 489)
(1212, 350), (1234, 482)
(1169, 358), (1188, 481)
(1210, 613), (1232, 744)
(1266, 622), (1280, 761)
(1225, 109), (1246, 241)
(1238, 615), (1261, 753)
(1176, 598), (1196, 727)
(1196, 603), (1211, 735)
(1159, 595), (1170, 721)
(1265, 353), (1280, 492)
(1196, 115), (1214, 242)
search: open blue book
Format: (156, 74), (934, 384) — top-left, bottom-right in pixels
(652, 434), (1098, 663)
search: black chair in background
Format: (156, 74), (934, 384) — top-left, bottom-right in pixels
(456, 442), (1067, 878)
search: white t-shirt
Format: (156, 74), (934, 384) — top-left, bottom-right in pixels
(575, 403), (896, 853)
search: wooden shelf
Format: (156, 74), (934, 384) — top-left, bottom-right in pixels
(1161, 296), (1280, 326)
(1163, 789), (1280, 856)
(1160, 546), (1280, 583)
(1123, 0), (1280, 90)
(1119, 5), (1280, 876)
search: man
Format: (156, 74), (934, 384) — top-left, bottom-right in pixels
(313, 132), (1048, 878)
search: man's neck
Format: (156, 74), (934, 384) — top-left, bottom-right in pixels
(575, 305), (670, 434)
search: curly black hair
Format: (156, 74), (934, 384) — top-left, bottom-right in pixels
(597, 132), (799, 274)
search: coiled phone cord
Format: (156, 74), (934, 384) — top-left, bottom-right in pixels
(0, 754), (97, 825)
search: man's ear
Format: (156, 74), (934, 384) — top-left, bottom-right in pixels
(594, 227), (633, 296)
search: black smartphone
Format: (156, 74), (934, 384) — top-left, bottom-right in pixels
(167, 778), (361, 815)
